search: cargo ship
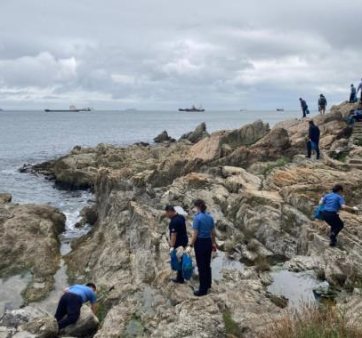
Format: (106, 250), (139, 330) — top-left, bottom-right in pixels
(44, 105), (91, 112)
(179, 105), (205, 112)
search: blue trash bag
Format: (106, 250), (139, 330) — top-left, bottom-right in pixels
(182, 253), (194, 281)
(170, 250), (181, 271)
(311, 141), (317, 150)
(306, 108), (310, 115)
(314, 205), (325, 220)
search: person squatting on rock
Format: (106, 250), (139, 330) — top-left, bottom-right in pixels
(307, 120), (320, 160)
(318, 94), (327, 114)
(55, 283), (97, 331)
(166, 205), (189, 283)
(299, 98), (309, 118)
(186, 199), (216, 297)
(319, 185), (357, 247)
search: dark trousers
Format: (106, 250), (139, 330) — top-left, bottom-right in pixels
(55, 293), (82, 330)
(307, 141), (320, 159)
(195, 238), (212, 293)
(350, 93), (355, 103)
(302, 107), (307, 118)
(176, 256), (184, 283)
(322, 211), (344, 245)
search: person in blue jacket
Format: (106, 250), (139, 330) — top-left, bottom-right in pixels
(55, 283), (97, 330)
(350, 84), (357, 103)
(186, 199), (216, 296)
(320, 185), (356, 247)
(299, 98), (308, 118)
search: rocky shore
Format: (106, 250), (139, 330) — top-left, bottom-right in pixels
(2, 100), (362, 337)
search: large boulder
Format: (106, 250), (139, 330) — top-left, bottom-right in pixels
(154, 131), (173, 143)
(179, 122), (210, 143)
(0, 193), (12, 204)
(60, 306), (99, 337)
(21, 317), (58, 338)
(0, 204), (66, 301)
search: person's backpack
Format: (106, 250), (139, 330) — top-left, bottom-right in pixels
(320, 97), (326, 105)
(182, 254), (194, 280)
(170, 250), (182, 271)
(314, 205), (325, 220)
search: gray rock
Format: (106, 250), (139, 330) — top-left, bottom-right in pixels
(60, 306), (98, 337)
(153, 131), (171, 143)
(21, 317), (58, 338)
(179, 122), (209, 143)
(0, 307), (50, 329)
(0, 193), (12, 204)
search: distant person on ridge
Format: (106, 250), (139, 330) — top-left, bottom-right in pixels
(318, 94), (327, 114)
(319, 185), (357, 247)
(357, 78), (362, 104)
(307, 120), (320, 160)
(299, 98), (309, 118)
(165, 205), (188, 284)
(55, 283), (97, 331)
(186, 199), (216, 297)
(350, 84), (357, 103)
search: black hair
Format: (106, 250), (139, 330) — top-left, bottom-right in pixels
(309, 120), (314, 125)
(164, 205), (175, 212)
(86, 282), (97, 290)
(194, 199), (207, 213)
(332, 185), (343, 193)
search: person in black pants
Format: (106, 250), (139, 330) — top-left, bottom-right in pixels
(55, 283), (97, 330)
(320, 185), (357, 247)
(300, 98), (308, 118)
(186, 199), (216, 296)
(307, 120), (320, 159)
(165, 205), (188, 284)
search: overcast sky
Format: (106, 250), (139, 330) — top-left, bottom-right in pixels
(0, 0), (361, 110)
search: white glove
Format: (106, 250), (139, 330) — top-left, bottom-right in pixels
(185, 246), (192, 254)
(353, 206), (359, 211)
(169, 247), (174, 253)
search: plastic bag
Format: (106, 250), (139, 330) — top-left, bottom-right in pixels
(170, 250), (181, 271)
(182, 253), (194, 280)
(314, 205), (324, 220)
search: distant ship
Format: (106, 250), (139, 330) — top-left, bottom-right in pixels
(179, 105), (205, 112)
(276, 108), (285, 112)
(44, 105), (91, 112)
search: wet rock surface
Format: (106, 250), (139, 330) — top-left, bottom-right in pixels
(0, 198), (66, 302)
(10, 102), (362, 337)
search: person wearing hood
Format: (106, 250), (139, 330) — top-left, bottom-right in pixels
(318, 94), (327, 114)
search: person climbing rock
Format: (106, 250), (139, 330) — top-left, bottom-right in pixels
(299, 98), (309, 118)
(186, 199), (216, 297)
(350, 84), (357, 103)
(165, 205), (188, 284)
(318, 94), (327, 114)
(307, 120), (320, 160)
(319, 185), (356, 247)
(55, 283), (97, 331)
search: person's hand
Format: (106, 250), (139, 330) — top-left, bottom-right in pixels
(185, 246), (192, 254)
(169, 247), (174, 253)
(212, 245), (217, 252)
(353, 206), (359, 211)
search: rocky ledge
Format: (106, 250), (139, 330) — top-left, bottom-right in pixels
(0, 194), (66, 302)
(9, 101), (362, 337)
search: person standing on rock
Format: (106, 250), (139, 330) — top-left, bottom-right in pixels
(350, 84), (357, 103)
(307, 120), (320, 160)
(300, 98), (309, 118)
(318, 94), (327, 114)
(320, 185), (356, 247)
(186, 199), (216, 297)
(165, 205), (189, 284)
(55, 283), (97, 331)
(358, 78), (362, 104)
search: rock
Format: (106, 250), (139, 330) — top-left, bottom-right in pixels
(0, 307), (50, 329)
(0, 193), (12, 204)
(21, 317), (58, 338)
(60, 306), (99, 337)
(153, 131), (172, 143)
(179, 122), (209, 143)
(0, 203), (66, 301)
(75, 205), (97, 227)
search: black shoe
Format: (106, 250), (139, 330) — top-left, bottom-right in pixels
(193, 289), (207, 297)
(329, 242), (337, 247)
(171, 278), (184, 284)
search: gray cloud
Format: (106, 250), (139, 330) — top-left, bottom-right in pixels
(0, 0), (361, 110)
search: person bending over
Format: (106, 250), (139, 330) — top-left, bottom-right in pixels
(55, 283), (97, 330)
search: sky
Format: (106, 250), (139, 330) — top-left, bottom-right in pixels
(0, 0), (361, 110)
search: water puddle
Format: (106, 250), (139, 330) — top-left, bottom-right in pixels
(0, 273), (31, 317)
(212, 251), (244, 281)
(268, 270), (329, 309)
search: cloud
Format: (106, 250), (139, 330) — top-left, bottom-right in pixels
(0, 0), (361, 109)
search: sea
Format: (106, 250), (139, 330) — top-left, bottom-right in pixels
(0, 109), (312, 314)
